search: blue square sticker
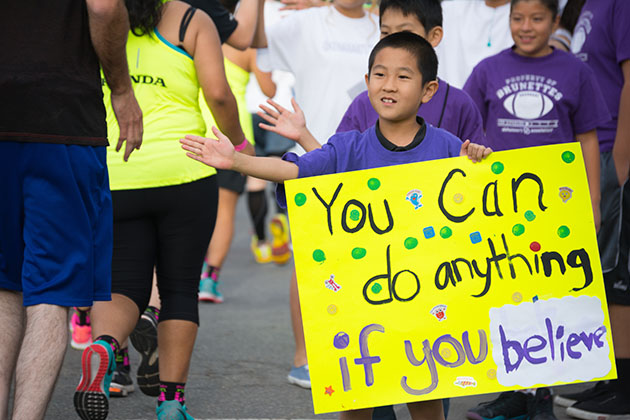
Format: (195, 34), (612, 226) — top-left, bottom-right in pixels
(423, 226), (435, 239)
(470, 231), (482, 244)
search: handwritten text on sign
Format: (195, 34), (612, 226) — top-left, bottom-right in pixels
(285, 144), (615, 414)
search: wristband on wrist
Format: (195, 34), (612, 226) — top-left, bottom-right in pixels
(234, 138), (249, 152)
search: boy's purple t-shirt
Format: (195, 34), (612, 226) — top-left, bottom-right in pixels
(572, 0), (630, 152)
(276, 124), (462, 207)
(463, 48), (610, 152)
(336, 79), (484, 143)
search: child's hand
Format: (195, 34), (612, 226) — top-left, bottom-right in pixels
(460, 139), (492, 162)
(257, 98), (306, 142)
(180, 126), (236, 169)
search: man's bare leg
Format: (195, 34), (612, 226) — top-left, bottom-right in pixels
(0, 290), (25, 420)
(12, 304), (68, 420)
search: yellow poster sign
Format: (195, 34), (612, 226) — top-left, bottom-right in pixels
(285, 143), (615, 414)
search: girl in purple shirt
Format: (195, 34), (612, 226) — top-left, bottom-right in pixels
(464, 0), (608, 232)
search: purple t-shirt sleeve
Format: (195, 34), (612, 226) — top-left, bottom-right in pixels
(573, 66), (612, 134)
(457, 92), (486, 144)
(336, 92), (371, 133)
(275, 142), (340, 208)
(463, 64), (489, 130)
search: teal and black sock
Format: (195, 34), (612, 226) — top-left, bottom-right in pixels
(158, 381), (186, 404)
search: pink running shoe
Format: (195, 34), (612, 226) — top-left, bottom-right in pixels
(70, 310), (92, 350)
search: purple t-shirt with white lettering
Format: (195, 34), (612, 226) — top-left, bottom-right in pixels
(572, 0), (630, 152)
(336, 79), (484, 143)
(276, 124), (462, 207)
(463, 48), (610, 152)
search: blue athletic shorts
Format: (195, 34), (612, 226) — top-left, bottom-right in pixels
(0, 142), (112, 307)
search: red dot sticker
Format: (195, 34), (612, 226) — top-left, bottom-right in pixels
(530, 242), (541, 252)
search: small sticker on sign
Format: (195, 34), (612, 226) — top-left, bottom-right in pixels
(325, 275), (341, 292)
(406, 189), (423, 210)
(430, 305), (447, 321)
(454, 377), (477, 388)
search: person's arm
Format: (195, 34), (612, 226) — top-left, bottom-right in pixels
(257, 98), (321, 151)
(181, 126), (299, 182)
(225, 0), (260, 50)
(250, 0), (267, 48)
(613, 60), (630, 186)
(185, 10), (252, 152)
(249, 50), (276, 97)
(576, 130), (602, 232)
(86, 0), (143, 161)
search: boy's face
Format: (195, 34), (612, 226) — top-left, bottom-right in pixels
(380, 9), (443, 48)
(366, 47), (438, 124)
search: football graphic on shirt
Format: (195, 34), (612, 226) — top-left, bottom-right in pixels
(503, 91), (554, 120)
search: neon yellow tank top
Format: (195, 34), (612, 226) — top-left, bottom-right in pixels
(104, 29), (215, 191)
(199, 57), (254, 144)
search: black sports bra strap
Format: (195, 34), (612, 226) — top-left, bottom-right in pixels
(437, 82), (450, 129)
(178, 6), (197, 46)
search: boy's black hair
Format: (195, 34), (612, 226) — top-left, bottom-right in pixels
(368, 32), (438, 85)
(379, 0), (443, 32)
(511, 0), (559, 19)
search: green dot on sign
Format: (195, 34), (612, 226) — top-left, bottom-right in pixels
(404, 237), (418, 249)
(371, 283), (383, 294)
(558, 225), (571, 238)
(512, 224), (525, 236)
(294, 193), (307, 206)
(562, 151), (575, 163)
(312, 249), (326, 262)
(440, 226), (453, 239)
(352, 247), (366, 259)
(350, 209), (361, 221)
(524, 210), (536, 221)
(367, 178), (381, 190)
(491, 162), (504, 174)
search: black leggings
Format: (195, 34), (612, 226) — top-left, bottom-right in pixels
(111, 176), (218, 324)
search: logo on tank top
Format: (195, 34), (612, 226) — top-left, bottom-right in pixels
(495, 75), (561, 135)
(130, 74), (167, 87)
(571, 11), (593, 61)
(102, 75), (167, 88)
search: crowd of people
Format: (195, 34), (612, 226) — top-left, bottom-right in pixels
(0, 0), (628, 419)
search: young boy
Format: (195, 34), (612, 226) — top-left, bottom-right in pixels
(336, 0), (484, 143)
(181, 31), (491, 420)
(258, 0), (485, 150)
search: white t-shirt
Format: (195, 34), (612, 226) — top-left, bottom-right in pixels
(258, 5), (379, 150)
(436, 1), (512, 89)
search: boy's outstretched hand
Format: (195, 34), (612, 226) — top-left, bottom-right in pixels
(258, 98), (306, 142)
(180, 126), (235, 169)
(460, 139), (492, 162)
(258, 98), (322, 152)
